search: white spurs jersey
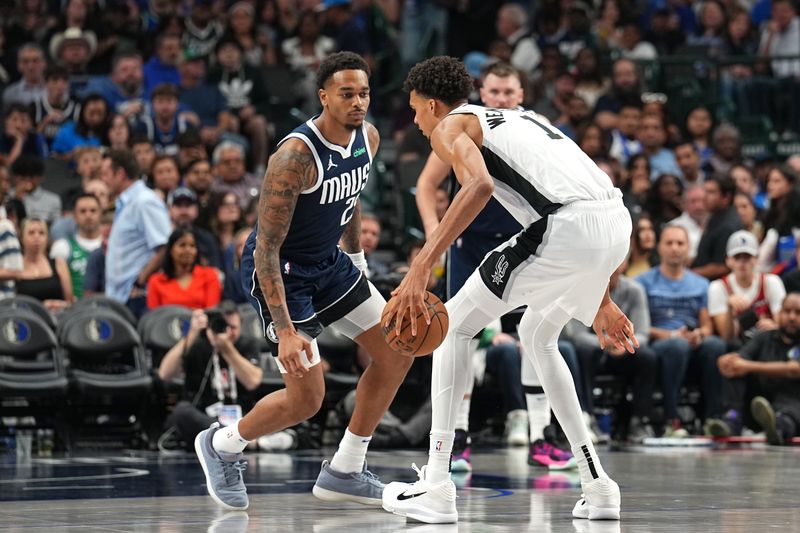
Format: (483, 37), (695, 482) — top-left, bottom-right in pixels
(448, 104), (615, 226)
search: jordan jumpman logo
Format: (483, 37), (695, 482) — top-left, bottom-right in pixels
(327, 154), (338, 171)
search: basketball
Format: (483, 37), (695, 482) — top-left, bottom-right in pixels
(381, 291), (449, 357)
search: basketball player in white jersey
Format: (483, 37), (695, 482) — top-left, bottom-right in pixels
(382, 56), (637, 524)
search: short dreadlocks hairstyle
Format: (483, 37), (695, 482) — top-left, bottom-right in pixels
(404, 56), (473, 106)
(316, 52), (371, 90)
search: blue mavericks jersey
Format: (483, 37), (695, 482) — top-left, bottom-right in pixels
(466, 196), (522, 237)
(277, 118), (373, 263)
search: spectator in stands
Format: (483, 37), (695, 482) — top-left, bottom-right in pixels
(158, 304), (262, 446)
(211, 142), (261, 210)
(592, 0), (622, 49)
(669, 184), (707, 263)
(33, 65), (81, 150)
(2, 43), (46, 107)
(10, 155), (61, 224)
(17, 218), (72, 311)
(621, 153), (651, 215)
(639, 114), (681, 180)
(608, 102), (643, 167)
(708, 230), (785, 345)
(225, 1), (268, 68)
(176, 130), (209, 171)
(101, 149), (170, 316)
(572, 257), (657, 443)
(208, 38), (270, 174)
(281, 10), (336, 115)
(82, 208), (113, 297)
(143, 32), (181, 96)
(646, 4), (687, 55)
(556, 94), (592, 141)
(168, 186), (222, 270)
(50, 192), (102, 300)
(730, 163), (763, 206)
(578, 123), (610, 160)
(183, 0), (224, 60)
(626, 213), (657, 278)
(645, 173), (683, 231)
(758, 0), (800, 79)
(573, 47), (610, 109)
(360, 212), (390, 278)
(758, 165), (800, 273)
(637, 225), (727, 435)
(150, 154), (181, 202)
(734, 192), (764, 242)
(594, 58), (642, 130)
(183, 158), (215, 227)
(707, 292), (800, 444)
(495, 3), (540, 75)
(84, 52), (148, 121)
(178, 53), (230, 149)
(674, 141), (706, 186)
(688, 0), (727, 52)
(685, 107), (714, 168)
(222, 227), (251, 304)
(136, 83), (196, 157)
(693, 175), (743, 280)
(706, 123), (742, 176)
(51, 93), (108, 157)
(721, 7), (758, 65)
(131, 135), (156, 183)
(107, 113), (131, 152)
(209, 191), (245, 253)
(617, 21), (658, 61)
(49, 26), (96, 90)
(0, 104), (48, 163)
(0, 174), (23, 300)
(146, 227), (221, 310)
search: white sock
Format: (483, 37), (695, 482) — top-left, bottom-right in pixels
(427, 430), (454, 484)
(329, 428), (371, 474)
(525, 388), (550, 442)
(455, 396), (471, 432)
(572, 438), (607, 485)
(522, 352), (551, 442)
(212, 420), (249, 455)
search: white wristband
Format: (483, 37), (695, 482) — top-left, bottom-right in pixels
(346, 250), (368, 273)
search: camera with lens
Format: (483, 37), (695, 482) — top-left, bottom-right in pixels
(205, 310), (229, 334)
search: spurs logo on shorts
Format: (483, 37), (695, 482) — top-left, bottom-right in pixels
(491, 254), (509, 285)
(266, 321), (280, 344)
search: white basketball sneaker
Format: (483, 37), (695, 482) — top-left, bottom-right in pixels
(382, 464), (458, 524)
(572, 477), (621, 520)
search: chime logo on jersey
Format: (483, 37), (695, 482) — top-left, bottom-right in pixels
(319, 162), (371, 204)
(492, 254), (509, 285)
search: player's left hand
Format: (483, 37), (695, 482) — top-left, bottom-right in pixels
(593, 299), (639, 354)
(384, 263), (431, 337)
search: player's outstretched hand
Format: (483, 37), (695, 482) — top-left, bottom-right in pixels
(384, 263), (432, 337)
(593, 299), (639, 354)
(278, 330), (313, 379)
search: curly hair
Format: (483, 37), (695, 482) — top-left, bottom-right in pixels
(403, 56), (473, 106)
(316, 51), (371, 89)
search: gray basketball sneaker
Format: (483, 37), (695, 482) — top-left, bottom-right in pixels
(195, 422), (249, 510)
(312, 460), (385, 506)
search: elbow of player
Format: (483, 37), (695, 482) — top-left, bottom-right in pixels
(473, 178), (494, 199)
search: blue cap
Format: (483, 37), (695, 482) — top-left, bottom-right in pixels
(168, 187), (197, 206)
(463, 52), (490, 78)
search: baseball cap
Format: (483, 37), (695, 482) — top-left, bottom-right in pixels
(726, 230), (759, 257)
(168, 187), (198, 206)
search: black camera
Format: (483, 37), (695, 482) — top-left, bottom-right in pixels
(205, 310), (229, 334)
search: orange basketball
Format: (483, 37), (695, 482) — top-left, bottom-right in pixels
(382, 291), (449, 357)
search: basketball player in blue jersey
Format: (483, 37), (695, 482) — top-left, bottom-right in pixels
(382, 56), (638, 524)
(416, 62), (577, 473)
(193, 52), (414, 512)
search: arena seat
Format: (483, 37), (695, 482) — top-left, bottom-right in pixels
(70, 295), (138, 326)
(138, 305), (192, 369)
(0, 295), (57, 331)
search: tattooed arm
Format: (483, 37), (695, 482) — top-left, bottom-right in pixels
(254, 139), (317, 376)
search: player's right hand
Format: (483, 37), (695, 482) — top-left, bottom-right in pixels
(278, 330), (313, 379)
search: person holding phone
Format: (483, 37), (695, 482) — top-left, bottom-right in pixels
(157, 301), (263, 447)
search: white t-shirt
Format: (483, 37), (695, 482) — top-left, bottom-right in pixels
(50, 234), (103, 261)
(708, 273), (786, 318)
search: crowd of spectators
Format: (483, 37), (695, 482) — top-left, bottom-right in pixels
(1, 0), (799, 449)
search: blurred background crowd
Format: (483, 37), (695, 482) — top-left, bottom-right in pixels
(1, 0), (800, 454)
